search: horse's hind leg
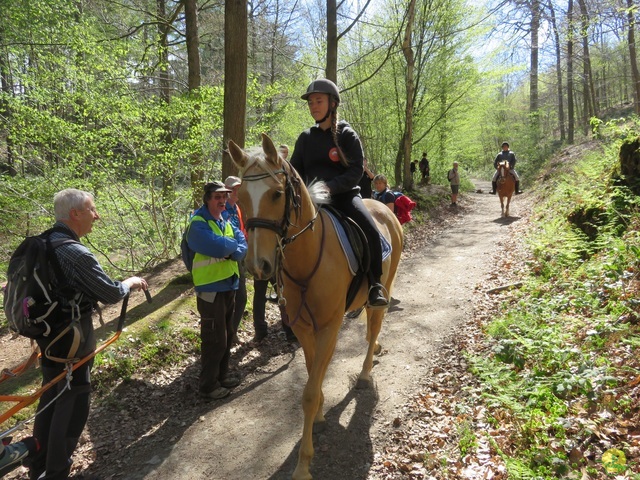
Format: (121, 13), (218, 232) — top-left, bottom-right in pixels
(357, 308), (384, 389)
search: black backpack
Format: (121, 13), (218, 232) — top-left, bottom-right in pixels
(3, 228), (80, 340)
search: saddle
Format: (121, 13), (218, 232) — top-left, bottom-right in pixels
(322, 205), (370, 310)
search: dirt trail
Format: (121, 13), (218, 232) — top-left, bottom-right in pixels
(2, 179), (521, 480)
(116, 180), (519, 480)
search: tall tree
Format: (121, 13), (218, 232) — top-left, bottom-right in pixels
(184, 0), (204, 208)
(530, 0), (540, 116)
(398, 0), (417, 190)
(567, 0), (575, 143)
(223, 0), (248, 178)
(547, 0), (565, 141)
(577, 0), (596, 133)
(326, 0), (337, 80)
(627, 0), (640, 115)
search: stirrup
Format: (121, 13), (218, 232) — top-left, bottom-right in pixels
(367, 283), (389, 310)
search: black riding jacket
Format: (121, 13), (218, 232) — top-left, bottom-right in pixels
(290, 120), (364, 196)
(494, 150), (517, 169)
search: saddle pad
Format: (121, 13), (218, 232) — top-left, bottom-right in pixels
(325, 210), (392, 276)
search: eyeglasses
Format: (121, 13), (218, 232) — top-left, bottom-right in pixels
(212, 193), (229, 200)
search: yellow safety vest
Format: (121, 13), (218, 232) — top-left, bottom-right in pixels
(190, 216), (239, 287)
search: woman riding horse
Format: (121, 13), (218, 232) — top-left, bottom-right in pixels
(228, 133), (402, 480)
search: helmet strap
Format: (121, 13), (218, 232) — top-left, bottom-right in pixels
(317, 96), (336, 124)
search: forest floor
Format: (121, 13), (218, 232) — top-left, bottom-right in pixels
(3, 178), (530, 480)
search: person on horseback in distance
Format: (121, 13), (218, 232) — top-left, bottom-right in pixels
(290, 78), (389, 308)
(490, 141), (523, 195)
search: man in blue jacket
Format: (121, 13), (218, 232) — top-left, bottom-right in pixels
(186, 181), (247, 400)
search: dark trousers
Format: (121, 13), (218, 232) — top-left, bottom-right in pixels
(27, 361), (92, 480)
(232, 266), (247, 333)
(197, 291), (235, 394)
(253, 278), (293, 336)
(332, 192), (383, 280)
(28, 314), (95, 480)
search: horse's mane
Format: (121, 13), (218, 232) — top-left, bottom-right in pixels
(307, 180), (331, 205)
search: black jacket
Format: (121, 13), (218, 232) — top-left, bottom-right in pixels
(290, 120), (364, 196)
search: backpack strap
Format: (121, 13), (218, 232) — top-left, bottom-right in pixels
(41, 228), (85, 363)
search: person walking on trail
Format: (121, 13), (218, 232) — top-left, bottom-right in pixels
(419, 152), (430, 183)
(222, 175), (247, 340)
(252, 145), (297, 344)
(490, 141), (523, 194)
(186, 181), (247, 400)
(290, 78), (388, 308)
(448, 161), (460, 206)
(24, 188), (148, 480)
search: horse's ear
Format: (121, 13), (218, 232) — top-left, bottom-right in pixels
(261, 133), (280, 167)
(228, 140), (249, 169)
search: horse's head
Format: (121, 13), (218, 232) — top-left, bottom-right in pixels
(228, 133), (299, 279)
(498, 160), (510, 177)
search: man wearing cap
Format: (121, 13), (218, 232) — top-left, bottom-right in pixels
(490, 142), (522, 194)
(223, 176), (247, 340)
(186, 181), (247, 400)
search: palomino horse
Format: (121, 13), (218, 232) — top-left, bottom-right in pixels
(496, 160), (515, 217)
(228, 134), (403, 480)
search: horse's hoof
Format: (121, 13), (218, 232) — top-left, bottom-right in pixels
(313, 420), (327, 434)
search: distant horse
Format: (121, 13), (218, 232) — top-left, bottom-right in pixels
(496, 160), (515, 217)
(228, 134), (403, 480)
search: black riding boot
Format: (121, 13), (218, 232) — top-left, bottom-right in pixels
(515, 181), (522, 194)
(490, 181), (497, 194)
(368, 280), (389, 309)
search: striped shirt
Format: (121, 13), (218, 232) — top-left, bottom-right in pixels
(49, 222), (130, 306)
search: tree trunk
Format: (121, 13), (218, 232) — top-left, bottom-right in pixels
(184, 0), (204, 209)
(578, 0), (596, 134)
(0, 20), (16, 175)
(399, 0), (417, 190)
(567, 0), (575, 143)
(628, 0), (640, 115)
(157, 0), (175, 200)
(326, 0), (337, 81)
(223, 0), (248, 179)
(548, 0), (565, 141)
(529, 0), (539, 114)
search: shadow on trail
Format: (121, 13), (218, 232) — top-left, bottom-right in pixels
(83, 328), (301, 479)
(268, 380), (378, 480)
(492, 216), (521, 225)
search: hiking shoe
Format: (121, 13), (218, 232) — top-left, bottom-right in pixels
(367, 284), (389, 309)
(220, 376), (240, 388)
(200, 386), (230, 400)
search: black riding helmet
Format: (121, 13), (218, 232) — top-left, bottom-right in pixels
(301, 79), (340, 105)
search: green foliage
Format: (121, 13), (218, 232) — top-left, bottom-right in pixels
(468, 126), (640, 478)
(92, 324), (200, 394)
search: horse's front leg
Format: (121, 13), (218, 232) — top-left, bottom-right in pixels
(292, 323), (340, 480)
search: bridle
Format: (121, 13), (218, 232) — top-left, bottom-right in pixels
(240, 158), (325, 330)
(241, 160), (319, 248)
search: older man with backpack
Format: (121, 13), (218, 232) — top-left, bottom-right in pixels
(4, 188), (148, 480)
